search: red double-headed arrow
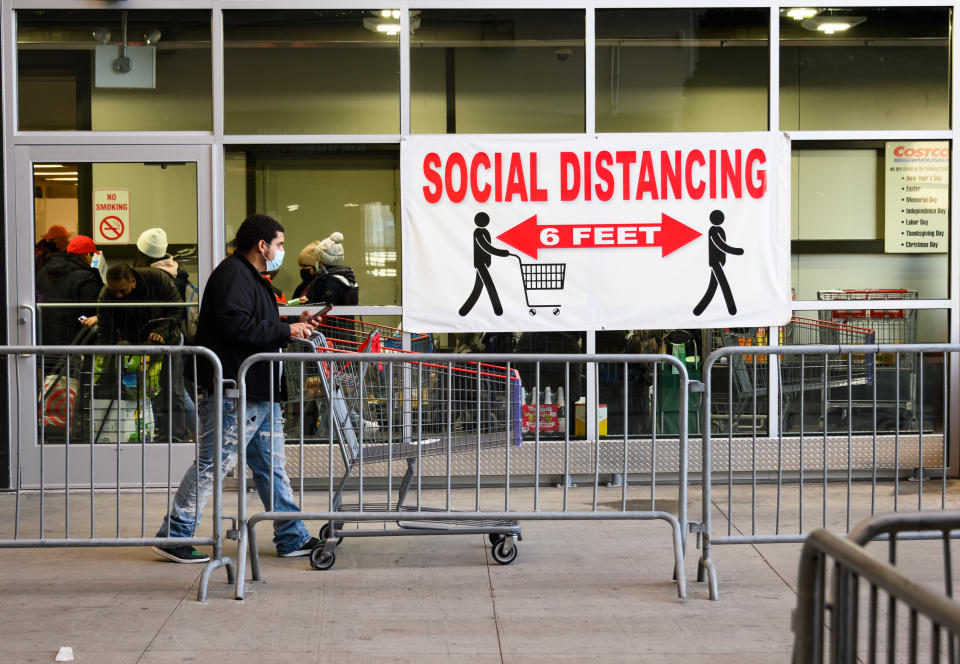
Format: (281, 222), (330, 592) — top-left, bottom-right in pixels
(496, 213), (702, 260)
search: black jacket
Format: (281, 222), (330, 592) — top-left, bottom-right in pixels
(195, 253), (290, 401)
(97, 267), (183, 346)
(305, 265), (359, 306)
(35, 253), (104, 346)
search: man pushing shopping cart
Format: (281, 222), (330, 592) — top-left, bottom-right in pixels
(458, 211), (566, 317)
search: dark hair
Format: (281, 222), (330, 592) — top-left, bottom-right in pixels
(106, 263), (136, 283)
(235, 214), (284, 253)
(132, 250), (152, 268)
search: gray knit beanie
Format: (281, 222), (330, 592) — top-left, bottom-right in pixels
(314, 232), (345, 267)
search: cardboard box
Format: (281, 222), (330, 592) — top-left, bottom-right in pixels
(91, 399), (154, 443)
(574, 398), (607, 436)
(521, 404), (564, 433)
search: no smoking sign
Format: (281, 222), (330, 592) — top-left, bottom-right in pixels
(93, 189), (130, 244)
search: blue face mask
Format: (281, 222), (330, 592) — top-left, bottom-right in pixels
(262, 247), (284, 272)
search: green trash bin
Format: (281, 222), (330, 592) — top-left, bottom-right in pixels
(656, 339), (702, 436)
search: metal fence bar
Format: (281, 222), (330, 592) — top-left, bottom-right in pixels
(792, 527), (960, 664)
(698, 343), (960, 601)
(232, 351), (690, 602)
(0, 344), (234, 602)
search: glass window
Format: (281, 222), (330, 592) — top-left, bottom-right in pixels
(34, 161), (199, 444)
(596, 9), (769, 132)
(780, 7), (950, 130)
(224, 145), (400, 306)
(17, 10), (211, 131)
(223, 10), (400, 135)
(411, 10), (585, 134)
(780, 310), (947, 435)
(597, 329), (704, 439)
(791, 144), (949, 300)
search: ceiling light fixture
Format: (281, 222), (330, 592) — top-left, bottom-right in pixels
(785, 8), (819, 21)
(34, 164), (63, 168)
(801, 14), (866, 34)
(363, 10), (420, 36)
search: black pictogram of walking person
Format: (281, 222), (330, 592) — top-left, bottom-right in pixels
(459, 212), (512, 317)
(693, 210), (744, 317)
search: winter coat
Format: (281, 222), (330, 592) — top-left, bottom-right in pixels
(96, 267), (183, 347)
(194, 253), (291, 401)
(150, 254), (191, 301)
(305, 265), (359, 306)
(35, 253), (104, 346)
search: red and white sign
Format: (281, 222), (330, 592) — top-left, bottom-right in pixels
(93, 189), (130, 245)
(401, 133), (791, 332)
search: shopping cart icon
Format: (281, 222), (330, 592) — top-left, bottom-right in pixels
(512, 254), (566, 316)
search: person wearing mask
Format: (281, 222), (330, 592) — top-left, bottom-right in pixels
(305, 232), (359, 306)
(36, 235), (103, 346)
(291, 240), (322, 302)
(97, 263), (189, 442)
(154, 214), (321, 563)
(35, 224), (71, 272)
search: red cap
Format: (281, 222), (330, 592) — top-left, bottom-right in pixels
(67, 235), (98, 255)
(42, 225), (70, 241)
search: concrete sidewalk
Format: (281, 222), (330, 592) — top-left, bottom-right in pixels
(0, 483), (808, 664)
(10, 478), (958, 663)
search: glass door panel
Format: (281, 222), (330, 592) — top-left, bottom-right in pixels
(12, 145), (211, 488)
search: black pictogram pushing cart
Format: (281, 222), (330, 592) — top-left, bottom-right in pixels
(511, 254), (566, 316)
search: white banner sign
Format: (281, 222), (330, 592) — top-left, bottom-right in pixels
(92, 188), (130, 245)
(401, 133), (791, 332)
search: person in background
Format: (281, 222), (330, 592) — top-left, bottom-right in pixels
(133, 228), (190, 301)
(35, 225), (71, 272)
(305, 232), (359, 306)
(133, 227), (198, 433)
(154, 214), (320, 563)
(97, 263), (189, 442)
(262, 269), (287, 304)
(292, 240), (322, 302)
(35, 234), (103, 346)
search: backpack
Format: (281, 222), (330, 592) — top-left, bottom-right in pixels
(327, 274), (359, 305)
(310, 272), (359, 306)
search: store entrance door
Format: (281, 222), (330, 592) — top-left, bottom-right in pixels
(10, 144), (213, 489)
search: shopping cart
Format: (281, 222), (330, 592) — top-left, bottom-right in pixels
(712, 317), (876, 431)
(284, 330), (524, 570)
(818, 289), (919, 426)
(511, 254), (565, 316)
(317, 314), (433, 353)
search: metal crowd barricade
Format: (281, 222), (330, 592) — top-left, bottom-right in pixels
(792, 526), (960, 663)
(697, 343), (957, 601)
(1, 344), (234, 602)
(233, 350), (690, 601)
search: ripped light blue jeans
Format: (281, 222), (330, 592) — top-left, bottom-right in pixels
(157, 394), (311, 555)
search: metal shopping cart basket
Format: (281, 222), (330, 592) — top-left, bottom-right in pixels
(284, 330), (524, 570)
(511, 254), (565, 316)
(818, 289), (919, 426)
(315, 313), (434, 353)
(711, 317), (875, 431)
